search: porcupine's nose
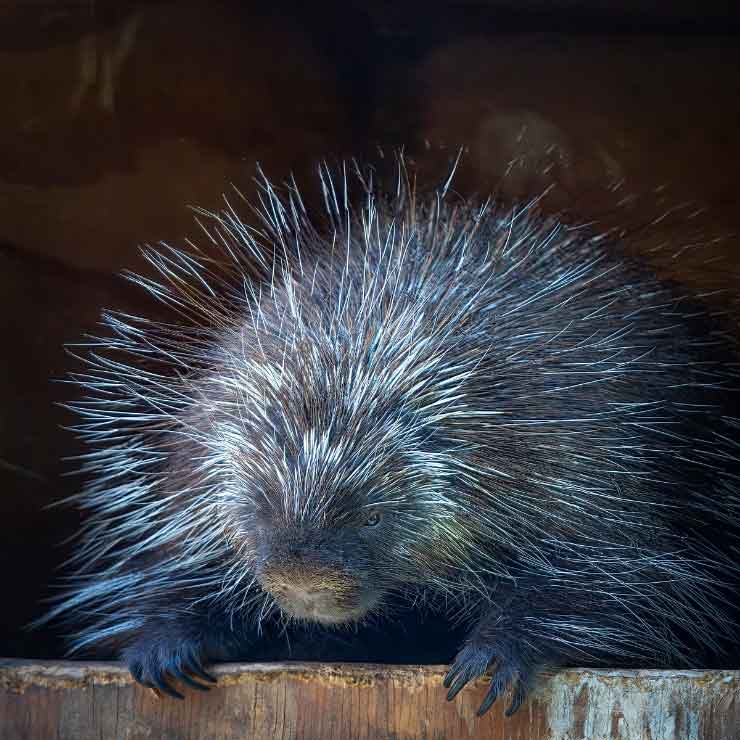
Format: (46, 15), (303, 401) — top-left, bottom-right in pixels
(269, 574), (350, 623)
(259, 559), (362, 624)
(280, 582), (332, 610)
(256, 527), (370, 623)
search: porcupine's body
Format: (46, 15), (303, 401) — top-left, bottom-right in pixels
(43, 163), (740, 714)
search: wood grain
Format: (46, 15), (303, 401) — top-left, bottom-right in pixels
(1, 661), (738, 740)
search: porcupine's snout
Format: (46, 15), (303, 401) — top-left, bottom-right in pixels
(255, 527), (383, 624)
(259, 563), (367, 623)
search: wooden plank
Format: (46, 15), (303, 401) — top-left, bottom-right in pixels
(1, 661), (738, 740)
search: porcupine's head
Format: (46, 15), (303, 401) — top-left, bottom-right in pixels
(214, 260), (465, 626)
(208, 167), (481, 626)
(218, 381), (427, 625)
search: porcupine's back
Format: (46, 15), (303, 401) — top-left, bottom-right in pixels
(43, 164), (740, 668)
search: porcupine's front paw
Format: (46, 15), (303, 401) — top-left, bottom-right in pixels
(122, 626), (218, 699)
(443, 635), (535, 717)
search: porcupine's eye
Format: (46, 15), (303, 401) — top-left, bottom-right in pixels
(363, 511), (382, 528)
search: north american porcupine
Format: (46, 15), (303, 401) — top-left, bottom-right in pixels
(38, 159), (740, 716)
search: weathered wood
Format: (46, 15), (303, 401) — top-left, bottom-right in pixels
(1, 661), (738, 740)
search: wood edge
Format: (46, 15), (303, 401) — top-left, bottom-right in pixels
(1, 658), (738, 693)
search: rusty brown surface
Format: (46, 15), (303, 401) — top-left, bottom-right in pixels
(378, 34), (740, 224)
(1, 661), (739, 740)
(0, 1), (347, 275)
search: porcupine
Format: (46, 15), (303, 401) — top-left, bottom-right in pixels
(39, 159), (740, 716)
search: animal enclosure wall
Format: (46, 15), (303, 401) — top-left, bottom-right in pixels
(1, 1), (739, 738)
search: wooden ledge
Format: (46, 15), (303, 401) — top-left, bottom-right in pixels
(1, 660), (738, 739)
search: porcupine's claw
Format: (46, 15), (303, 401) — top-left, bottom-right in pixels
(443, 642), (492, 700)
(172, 641), (218, 690)
(185, 661), (218, 685)
(444, 641), (530, 716)
(123, 631), (217, 699)
(150, 667), (185, 700)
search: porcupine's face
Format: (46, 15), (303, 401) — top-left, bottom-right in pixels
(217, 358), (447, 625)
(212, 243), (475, 624)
